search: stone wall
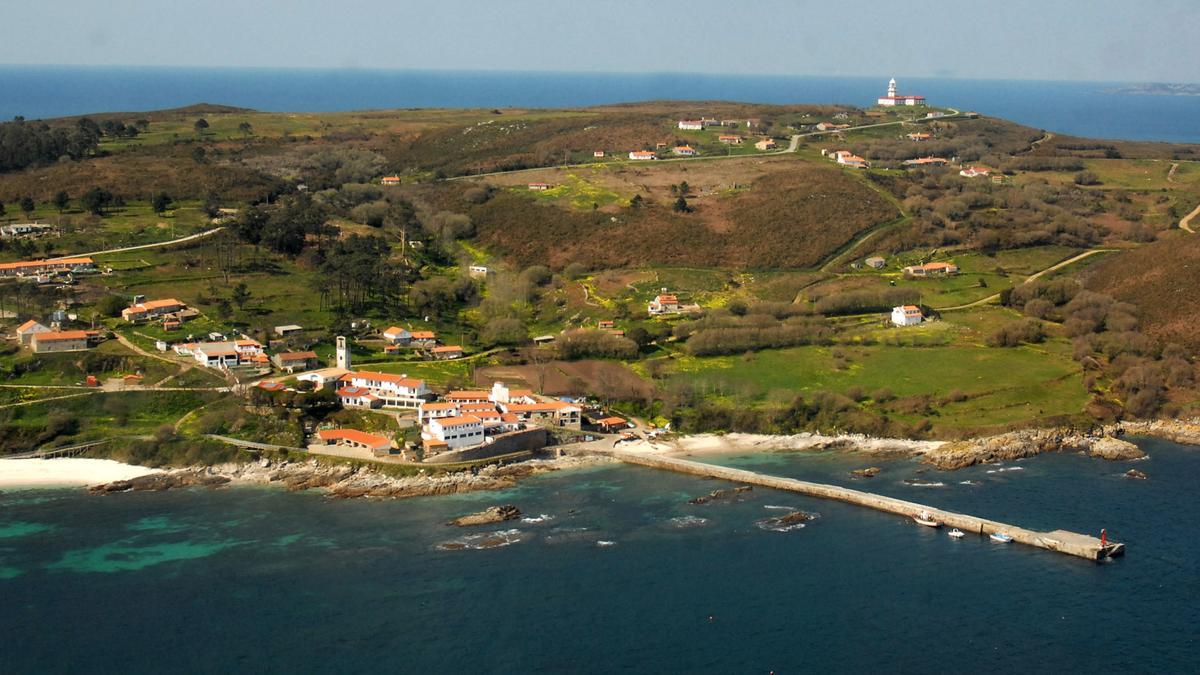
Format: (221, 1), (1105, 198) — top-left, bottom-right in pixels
(426, 427), (548, 464)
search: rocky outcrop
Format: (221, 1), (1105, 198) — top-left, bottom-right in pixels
(850, 467), (881, 478)
(88, 455), (616, 500)
(448, 505), (522, 527)
(688, 485), (753, 505)
(1124, 469), (1148, 480)
(1108, 419), (1200, 446)
(923, 429), (1147, 470)
(1087, 436), (1144, 461)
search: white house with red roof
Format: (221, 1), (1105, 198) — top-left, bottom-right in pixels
(499, 400), (581, 429)
(903, 262), (959, 277)
(672, 145), (698, 157)
(382, 326), (412, 345)
(648, 293), (682, 315)
(427, 415), (485, 449)
(317, 428), (393, 455)
(629, 150), (657, 161)
(341, 370), (431, 409)
(891, 305), (924, 327)
(959, 166), (991, 178)
(30, 330), (98, 353)
(176, 339), (265, 369)
(335, 385), (382, 409)
(15, 319), (50, 345)
(121, 298), (185, 323)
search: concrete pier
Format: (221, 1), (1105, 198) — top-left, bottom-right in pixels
(602, 450), (1124, 561)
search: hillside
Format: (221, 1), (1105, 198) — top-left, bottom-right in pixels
(1084, 233), (1200, 351)
(421, 164), (897, 270)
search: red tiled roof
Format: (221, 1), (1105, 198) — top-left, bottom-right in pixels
(16, 319), (43, 332)
(446, 390), (490, 400)
(33, 330), (91, 342)
(318, 428), (391, 447)
(349, 370), (426, 388)
(0, 257), (93, 272)
(434, 415), (482, 428)
(276, 351), (317, 361)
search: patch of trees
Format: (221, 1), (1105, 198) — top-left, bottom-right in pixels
(814, 288), (920, 316)
(668, 391), (931, 439)
(986, 318), (1045, 347)
(233, 194), (335, 256)
(314, 235), (408, 313)
(0, 117), (101, 173)
(1007, 283), (1195, 418)
(555, 329), (638, 360)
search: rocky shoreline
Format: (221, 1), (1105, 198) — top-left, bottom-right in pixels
(89, 454), (616, 500)
(646, 419), (1200, 472)
(921, 419), (1200, 470)
(82, 418), (1200, 499)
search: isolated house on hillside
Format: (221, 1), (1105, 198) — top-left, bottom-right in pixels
(903, 262), (959, 276)
(891, 305), (924, 327)
(672, 145), (698, 156)
(677, 120), (704, 130)
(648, 294), (682, 315)
(755, 138), (777, 151)
(629, 151), (657, 161)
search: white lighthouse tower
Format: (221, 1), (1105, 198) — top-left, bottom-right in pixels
(336, 335), (351, 370)
(887, 77), (897, 98)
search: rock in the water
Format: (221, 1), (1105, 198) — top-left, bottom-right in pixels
(1124, 468), (1148, 480)
(448, 505), (522, 527)
(1088, 436), (1146, 461)
(688, 486), (753, 505)
(850, 467), (881, 478)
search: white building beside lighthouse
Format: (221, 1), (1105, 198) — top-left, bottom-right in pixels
(877, 77), (926, 106)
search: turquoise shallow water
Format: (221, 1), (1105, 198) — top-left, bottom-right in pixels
(1, 438), (1197, 673)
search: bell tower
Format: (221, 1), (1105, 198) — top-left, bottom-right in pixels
(336, 336), (351, 370)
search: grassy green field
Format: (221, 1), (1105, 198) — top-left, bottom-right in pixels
(660, 307), (1088, 433)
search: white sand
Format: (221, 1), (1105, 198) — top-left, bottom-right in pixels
(0, 458), (161, 489)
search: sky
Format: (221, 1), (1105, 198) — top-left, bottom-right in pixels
(5, 0), (1198, 83)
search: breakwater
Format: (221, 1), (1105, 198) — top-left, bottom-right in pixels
(602, 450), (1124, 561)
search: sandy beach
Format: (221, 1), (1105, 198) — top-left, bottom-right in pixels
(0, 458), (161, 489)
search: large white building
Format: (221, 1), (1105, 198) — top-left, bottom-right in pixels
(877, 78), (926, 107)
(339, 371), (431, 409)
(427, 415), (486, 450)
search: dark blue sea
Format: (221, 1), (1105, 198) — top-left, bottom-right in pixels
(2, 437), (1196, 673)
(2, 66), (1199, 143)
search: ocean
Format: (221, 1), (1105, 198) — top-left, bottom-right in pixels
(2, 66), (1199, 143)
(1, 437), (1196, 673)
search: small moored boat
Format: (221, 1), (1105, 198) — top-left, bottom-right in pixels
(990, 532), (1014, 543)
(948, 528), (965, 538)
(912, 511), (942, 528)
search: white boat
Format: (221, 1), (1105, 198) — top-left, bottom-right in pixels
(990, 532), (1014, 543)
(912, 511), (942, 528)
(948, 528), (965, 538)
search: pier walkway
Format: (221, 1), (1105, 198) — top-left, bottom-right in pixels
(596, 449), (1124, 561)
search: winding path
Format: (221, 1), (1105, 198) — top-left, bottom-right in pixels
(936, 248), (1115, 312)
(1180, 202), (1200, 234)
(48, 227), (224, 261)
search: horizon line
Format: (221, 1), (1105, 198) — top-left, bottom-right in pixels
(0, 63), (1195, 87)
